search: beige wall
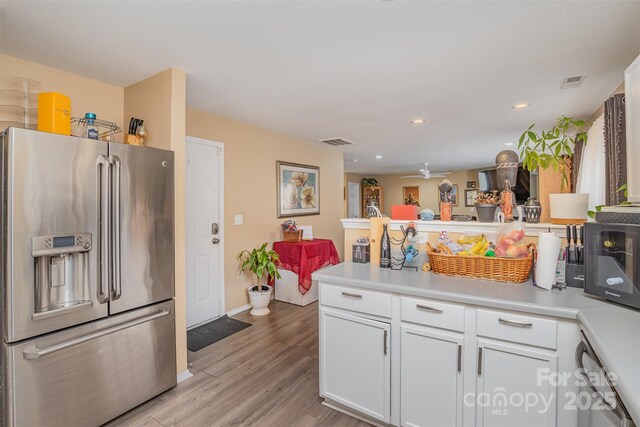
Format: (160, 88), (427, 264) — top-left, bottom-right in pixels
(124, 69), (188, 377)
(372, 170), (480, 216)
(186, 107), (345, 312)
(0, 54), (124, 132)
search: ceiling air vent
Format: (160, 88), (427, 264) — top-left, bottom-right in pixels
(560, 75), (586, 89)
(318, 137), (356, 146)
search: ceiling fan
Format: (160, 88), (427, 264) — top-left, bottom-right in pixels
(400, 163), (451, 180)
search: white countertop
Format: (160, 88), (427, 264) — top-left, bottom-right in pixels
(313, 262), (640, 423)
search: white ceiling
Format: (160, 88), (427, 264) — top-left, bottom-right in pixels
(2, 1), (639, 174)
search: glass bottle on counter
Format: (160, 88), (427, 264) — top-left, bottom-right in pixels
(380, 224), (391, 268)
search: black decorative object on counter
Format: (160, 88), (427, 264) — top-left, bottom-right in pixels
(523, 197), (542, 223)
(380, 224), (391, 268)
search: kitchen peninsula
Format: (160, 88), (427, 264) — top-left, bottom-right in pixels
(314, 262), (640, 427)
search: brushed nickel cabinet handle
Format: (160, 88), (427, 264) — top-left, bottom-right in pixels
(416, 304), (443, 313)
(457, 344), (462, 373)
(477, 347), (483, 376)
(498, 318), (533, 328)
(341, 292), (363, 299)
(383, 330), (388, 355)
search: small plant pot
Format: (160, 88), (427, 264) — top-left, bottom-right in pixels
(247, 284), (273, 316)
(475, 204), (499, 222)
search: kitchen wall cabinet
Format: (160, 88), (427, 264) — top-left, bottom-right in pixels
(401, 324), (464, 427)
(475, 339), (558, 427)
(319, 307), (391, 423)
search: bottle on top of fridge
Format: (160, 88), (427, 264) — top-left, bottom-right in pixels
(84, 112), (99, 140)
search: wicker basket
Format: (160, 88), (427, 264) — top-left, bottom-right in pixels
(427, 243), (535, 283)
(283, 230), (303, 242)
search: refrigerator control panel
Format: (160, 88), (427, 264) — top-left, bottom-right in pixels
(32, 233), (92, 257)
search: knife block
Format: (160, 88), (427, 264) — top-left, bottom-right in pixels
(126, 135), (143, 145)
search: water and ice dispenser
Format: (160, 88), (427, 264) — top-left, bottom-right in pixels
(32, 233), (92, 319)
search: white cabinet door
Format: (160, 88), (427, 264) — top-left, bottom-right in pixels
(401, 325), (464, 427)
(476, 339), (558, 427)
(320, 308), (391, 423)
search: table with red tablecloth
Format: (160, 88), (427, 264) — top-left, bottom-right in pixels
(273, 239), (340, 295)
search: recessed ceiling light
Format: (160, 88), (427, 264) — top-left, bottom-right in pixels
(411, 118), (425, 124)
(505, 142), (514, 146)
(375, 155), (383, 159)
(512, 103), (529, 110)
(352, 159), (358, 162)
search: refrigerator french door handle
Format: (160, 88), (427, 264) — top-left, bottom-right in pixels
(22, 309), (171, 360)
(96, 155), (110, 304)
(110, 155), (122, 301)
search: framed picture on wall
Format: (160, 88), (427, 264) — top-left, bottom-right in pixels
(402, 186), (420, 206)
(276, 161), (320, 218)
(465, 189), (479, 207)
(439, 184), (458, 206)
(466, 181), (477, 189)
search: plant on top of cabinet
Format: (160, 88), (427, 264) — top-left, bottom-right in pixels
(361, 177), (379, 187)
(239, 243), (281, 316)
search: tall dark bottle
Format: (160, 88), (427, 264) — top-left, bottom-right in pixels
(380, 224), (391, 268)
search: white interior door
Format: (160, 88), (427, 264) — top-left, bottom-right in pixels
(186, 137), (224, 328)
(347, 182), (360, 218)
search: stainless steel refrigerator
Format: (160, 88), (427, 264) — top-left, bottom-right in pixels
(1, 127), (177, 426)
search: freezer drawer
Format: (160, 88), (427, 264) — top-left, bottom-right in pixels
(3, 300), (176, 427)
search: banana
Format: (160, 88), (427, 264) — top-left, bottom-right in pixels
(470, 235), (486, 254)
(457, 234), (482, 244)
(481, 241), (491, 254)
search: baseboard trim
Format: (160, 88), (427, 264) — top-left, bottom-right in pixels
(176, 369), (193, 384)
(226, 303), (252, 318)
(322, 399), (390, 427)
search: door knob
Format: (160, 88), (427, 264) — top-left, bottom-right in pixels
(212, 238), (220, 244)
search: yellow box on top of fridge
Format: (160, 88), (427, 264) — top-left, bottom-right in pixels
(37, 92), (71, 135)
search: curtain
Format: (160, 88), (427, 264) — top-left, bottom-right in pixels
(577, 114), (606, 211)
(604, 94), (627, 205)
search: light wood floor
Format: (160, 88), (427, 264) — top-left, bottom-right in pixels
(106, 301), (372, 427)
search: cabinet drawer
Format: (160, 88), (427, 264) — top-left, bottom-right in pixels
(476, 309), (557, 349)
(320, 284), (392, 318)
(401, 296), (465, 332)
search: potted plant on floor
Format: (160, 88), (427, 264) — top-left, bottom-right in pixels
(518, 115), (590, 223)
(239, 243), (281, 316)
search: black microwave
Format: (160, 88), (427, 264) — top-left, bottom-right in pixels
(584, 223), (640, 310)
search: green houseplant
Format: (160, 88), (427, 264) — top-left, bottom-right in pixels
(239, 243), (281, 316)
(518, 116), (590, 222)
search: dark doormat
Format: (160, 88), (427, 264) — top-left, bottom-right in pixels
(187, 315), (252, 352)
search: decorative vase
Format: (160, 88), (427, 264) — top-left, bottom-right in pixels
(495, 150), (519, 189)
(549, 193), (589, 224)
(523, 197), (542, 223)
(440, 202), (452, 221)
(247, 284), (273, 316)
(475, 204), (498, 222)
